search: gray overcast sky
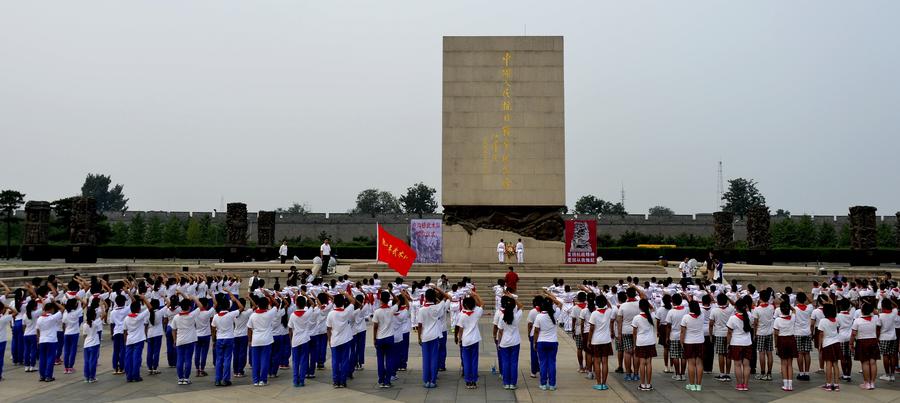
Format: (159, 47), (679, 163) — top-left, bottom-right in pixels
(2, 1), (898, 216)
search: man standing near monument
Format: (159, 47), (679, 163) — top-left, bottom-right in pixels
(497, 239), (506, 263)
(279, 241), (288, 264)
(320, 238), (332, 271)
(505, 267), (519, 293)
(516, 239), (525, 264)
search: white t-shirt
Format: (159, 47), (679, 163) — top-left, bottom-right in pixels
(211, 310), (240, 340)
(534, 312), (558, 343)
(751, 304), (776, 336)
(666, 307), (689, 340)
(836, 311), (854, 342)
(147, 308), (165, 338)
(247, 309), (277, 346)
(680, 313), (705, 344)
(416, 301), (448, 343)
(527, 308), (539, 337)
(817, 318), (841, 347)
(456, 307), (484, 347)
(851, 315), (880, 340)
(110, 306), (129, 335)
(793, 304), (813, 336)
(195, 309), (215, 337)
(0, 313), (13, 343)
(36, 312), (63, 343)
(124, 310), (150, 345)
(82, 319), (103, 348)
(320, 243), (331, 256)
(497, 309), (522, 348)
(710, 305), (734, 337)
(617, 300), (641, 333)
(631, 313), (656, 347)
(326, 305), (356, 347)
(588, 308), (614, 345)
(726, 314), (752, 346)
(392, 307), (410, 342)
(497, 242), (505, 253)
(63, 308), (83, 335)
(172, 310), (199, 346)
(878, 310), (897, 341)
(372, 305), (398, 340)
(233, 308), (253, 338)
(288, 309), (313, 347)
(279, 244), (288, 256)
(773, 315), (795, 337)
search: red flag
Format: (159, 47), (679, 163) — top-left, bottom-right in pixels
(377, 224), (416, 276)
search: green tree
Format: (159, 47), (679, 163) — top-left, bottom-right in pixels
(876, 223), (895, 248)
(399, 182), (438, 217)
(0, 190), (26, 259)
(574, 195), (626, 216)
(351, 189), (402, 216)
(794, 215), (817, 247)
(770, 218), (797, 248)
(185, 218), (203, 244)
(128, 213), (146, 245)
(816, 222), (837, 247)
(276, 202), (310, 214)
(648, 205), (674, 217)
(49, 196), (78, 243)
(837, 224), (851, 247)
(721, 178), (766, 219)
(110, 221), (129, 244)
(163, 216), (184, 244)
(145, 216), (163, 244)
(774, 209), (791, 217)
(197, 215), (212, 244)
(81, 173), (129, 212)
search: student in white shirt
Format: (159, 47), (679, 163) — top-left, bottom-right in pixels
(417, 287), (451, 388)
(109, 294), (129, 375)
(231, 297), (252, 378)
(773, 301), (797, 391)
(326, 290), (361, 388)
(496, 295), (524, 390)
(817, 304), (842, 391)
(709, 293), (734, 381)
(533, 294), (561, 391)
(454, 291), (484, 389)
(588, 294), (615, 391)
(391, 291), (412, 376)
(61, 298), (83, 374)
(526, 296), (542, 379)
(726, 299), (753, 391)
(144, 299), (165, 375)
(371, 291), (399, 388)
(35, 300), (65, 382)
(211, 292), (243, 386)
(631, 299), (657, 391)
(850, 302), (881, 390)
(171, 295), (200, 385)
(877, 299), (896, 382)
(192, 296), (215, 378)
(246, 296), (277, 386)
(123, 296), (153, 382)
(81, 307), (104, 383)
(751, 290), (775, 381)
(308, 292), (333, 377)
(665, 294), (688, 381)
(288, 295), (314, 387)
(792, 292), (814, 380)
(680, 300), (706, 391)
(0, 300), (19, 381)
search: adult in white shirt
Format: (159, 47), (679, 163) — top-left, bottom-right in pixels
(320, 239), (332, 272)
(371, 291), (399, 388)
(454, 292), (484, 388)
(287, 295), (313, 387)
(588, 295), (616, 390)
(496, 239), (506, 263)
(211, 292), (243, 386)
(326, 290), (361, 388)
(725, 300), (753, 391)
(279, 241), (289, 264)
(417, 287), (451, 388)
(515, 239), (525, 264)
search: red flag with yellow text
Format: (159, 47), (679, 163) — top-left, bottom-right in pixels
(377, 224), (416, 276)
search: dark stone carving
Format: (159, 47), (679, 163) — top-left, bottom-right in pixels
(226, 203), (248, 245)
(849, 206), (877, 250)
(713, 211), (734, 250)
(443, 206), (564, 241)
(66, 197), (98, 263)
(895, 212), (900, 248)
(746, 206), (770, 250)
(257, 211), (276, 246)
(22, 201), (51, 261)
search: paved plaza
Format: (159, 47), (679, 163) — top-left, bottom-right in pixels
(1, 316), (897, 403)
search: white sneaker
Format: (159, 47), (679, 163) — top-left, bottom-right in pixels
(878, 374), (892, 381)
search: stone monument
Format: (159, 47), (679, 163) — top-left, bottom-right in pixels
(442, 36), (566, 264)
(848, 205), (878, 266)
(256, 210), (276, 261)
(224, 202), (248, 262)
(22, 200), (51, 261)
(66, 196), (98, 263)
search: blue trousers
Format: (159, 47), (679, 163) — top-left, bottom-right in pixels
(528, 335), (539, 375)
(194, 335), (211, 370)
(461, 342), (479, 383)
(83, 345), (100, 380)
(124, 342), (144, 381)
(165, 326), (176, 367)
(375, 337), (393, 385)
(421, 338), (440, 384)
(398, 332), (410, 371)
(269, 335), (283, 376)
(536, 341), (558, 387)
(38, 342), (56, 379)
(314, 333), (327, 366)
(0, 341), (5, 378)
(63, 333), (79, 369)
(291, 342), (309, 386)
(438, 331), (448, 370)
(146, 335), (162, 370)
(354, 331), (366, 367)
(306, 334), (318, 376)
(23, 334), (37, 367)
(499, 344), (520, 386)
(55, 331), (64, 360)
(112, 333), (125, 371)
(11, 320), (23, 364)
(233, 336), (248, 375)
(331, 342), (351, 385)
(251, 344), (272, 384)
(176, 343), (194, 380)
(215, 338), (234, 383)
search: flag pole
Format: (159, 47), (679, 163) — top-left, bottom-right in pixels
(375, 222), (379, 263)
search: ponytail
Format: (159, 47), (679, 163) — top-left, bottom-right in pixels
(639, 299), (654, 327)
(737, 300), (751, 332)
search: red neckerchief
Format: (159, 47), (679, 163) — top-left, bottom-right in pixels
(398, 306), (408, 311)
(598, 308), (607, 314)
(735, 313), (745, 320)
(689, 313), (700, 318)
(782, 315), (791, 320)
(200, 308), (209, 312)
(759, 303), (769, 308)
(639, 313), (648, 318)
(674, 306), (685, 310)
(839, 311), (849, 315)
(67, 291), (78, 296)
(796, 304), (807, 311)
(218, 311), (229, 316)
(254, 309), (267, 314)
(293, 310), (306, 317)
(576, 303), (586, 309)
(380, 304), (390, 309)
(862, 316), (872, 321)
(463, 310), (474, 316)
(179, 311), (191, 316)
(702, 306), (711, 310)
(334, 308), (345, 312)
(423, 302), (433, 307)
(882, 309), (893, 314)
(41, 313), (51, 317)
(626, 298), (637, 302)
(535, 307), (542, 313)
(128, 313), (138, 318)
(827, 317), (836, 322)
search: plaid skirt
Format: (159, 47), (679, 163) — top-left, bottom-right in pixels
(714, 336), (729, 355)
(669, 340), (684, 359)
(878, 339), (897, 355)
(756, 334), (774, 352)
(795, 335), (813, 352)
(574, 333), (584, 349)
(622, 334), (635, 351)
(615, 337), (625, 352)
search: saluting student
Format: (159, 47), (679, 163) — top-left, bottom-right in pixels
(773, 301), (797, 391)
(371, 291), (399, 388)
(109, 295), (129, 375)
(417, 287), (451, 388)
(726, 298), (753, 392)
(247, 296), (277, 387)
(533, 292), (563, 391)
(232, 297), (252, 378)
(146, 299), (166, 375)
(588, 294), (615, 391)
(0, 301), (19, 381)
(61, 298), (83, 374)
(123, 296), (153, 382)
(81, 306), (104, 383)
(193, 297), (215, 378)
(455, 291), (484, 389)
(35, 300), (65, 382)
(496, 294), (524, 390)
(288, 295), (314, 387)
(211, 292), (243, 386)
(171, 294), (200, 385)
(326, 290), (361, 388)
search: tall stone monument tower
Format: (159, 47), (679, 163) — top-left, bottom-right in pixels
(442, 36), (565, 264)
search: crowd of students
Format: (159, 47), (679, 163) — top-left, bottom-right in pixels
(0, 269), (897, 395)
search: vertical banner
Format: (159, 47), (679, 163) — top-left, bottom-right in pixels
(565, 219), (597, 264)
(409, 219), (443, 263)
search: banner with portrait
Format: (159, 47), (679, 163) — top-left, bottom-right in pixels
(565, 219), (597, 264)
(409, 219), (442, 263)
